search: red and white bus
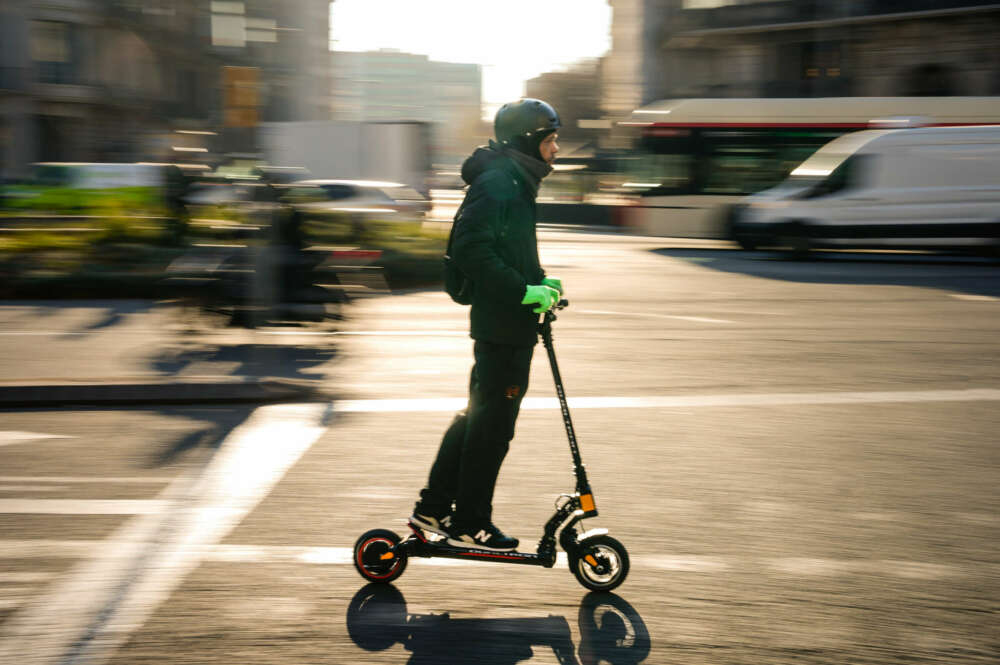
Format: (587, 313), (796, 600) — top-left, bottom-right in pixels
(619, 97), (1000, 238)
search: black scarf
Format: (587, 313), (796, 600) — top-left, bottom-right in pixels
(489, 139), (552, 198)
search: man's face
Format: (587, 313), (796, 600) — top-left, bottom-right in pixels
(539, 132), (559, 165)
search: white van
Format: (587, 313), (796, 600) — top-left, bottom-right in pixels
(730, 125), (1000, 254)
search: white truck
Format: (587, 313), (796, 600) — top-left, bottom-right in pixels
(731, 125), (1000, 255)
(257, 121), (432, 195)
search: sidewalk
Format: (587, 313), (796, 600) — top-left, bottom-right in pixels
(0, 300), (338, 407)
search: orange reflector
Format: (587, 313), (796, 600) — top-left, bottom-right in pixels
(380, 552), (394, 560)
(579, 494), (596, 512)
(584, 554), (599, 567)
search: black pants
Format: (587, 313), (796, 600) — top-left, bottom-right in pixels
(419, 340), (534, 526)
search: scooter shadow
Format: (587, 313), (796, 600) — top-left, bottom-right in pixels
(346, 583), (650, 665)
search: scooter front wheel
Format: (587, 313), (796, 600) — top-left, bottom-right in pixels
(354, 529), (407, 583)
(571, 534), (629, 592)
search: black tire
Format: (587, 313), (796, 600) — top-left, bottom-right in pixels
(722, 204), (757, 251)
(353, 529), (407, 583)
(571, 535), (629, 592)
(777, 221), (811, 259)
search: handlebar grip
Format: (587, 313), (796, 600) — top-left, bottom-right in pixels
(556, 299), (569, 309)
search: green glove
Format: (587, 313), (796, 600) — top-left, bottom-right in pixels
(541, 276), (564, 295)
(521, 284), (560, 314)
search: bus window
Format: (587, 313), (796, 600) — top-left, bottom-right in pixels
(700, 130), (843, 196)
(627, 151), (694, 193)
(702, 145), (776, 195)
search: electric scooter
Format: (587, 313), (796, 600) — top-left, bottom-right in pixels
(353, 300), (629, 592)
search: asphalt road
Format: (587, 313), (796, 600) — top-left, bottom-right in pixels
(1, 231), (998, 664)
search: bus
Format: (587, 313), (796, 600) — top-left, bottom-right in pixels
(619, 97), (1000, 239)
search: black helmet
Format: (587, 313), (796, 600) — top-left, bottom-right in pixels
(494, 98), (561, 146)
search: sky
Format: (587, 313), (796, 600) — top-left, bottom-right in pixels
(329, 0), (612, 117)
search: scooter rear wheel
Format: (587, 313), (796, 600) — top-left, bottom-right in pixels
(354, 529), (407, 583)
(572, 534), (629, 592)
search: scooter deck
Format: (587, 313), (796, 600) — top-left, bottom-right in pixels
(403, 522), (557, 567)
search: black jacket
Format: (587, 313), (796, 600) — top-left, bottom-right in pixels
(452, 143), (549, 346)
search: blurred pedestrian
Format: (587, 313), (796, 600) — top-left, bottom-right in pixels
(410, 99), (564, 551)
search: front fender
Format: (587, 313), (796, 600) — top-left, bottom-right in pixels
(576, 527), (609, 543)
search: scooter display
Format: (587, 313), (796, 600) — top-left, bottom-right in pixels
(353, 300), (629, 592)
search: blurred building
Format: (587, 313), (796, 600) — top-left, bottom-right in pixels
(0, 0), (331, 179)
(525, 59), (607, 152)
(602, 0), (672, 120)
(216, 0), (331, 124)
(613, 0), (1000, 106)
(331, 49), (483, 164)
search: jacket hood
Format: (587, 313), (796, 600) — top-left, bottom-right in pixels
(460, 140), (552, 197)
(460, 142), (505, 186)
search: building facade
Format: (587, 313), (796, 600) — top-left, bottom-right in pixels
(596, 0), (1000, 135)
(525, 59), (606, 151)
(653, 0), (1000, 101)
(0, 0), (331, 179)
(331, 49), (483, 164)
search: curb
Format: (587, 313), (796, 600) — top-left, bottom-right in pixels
(0, 378), (326, 408)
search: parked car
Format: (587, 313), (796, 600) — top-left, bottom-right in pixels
(730, 125), (1000, 255)
(282, 179), (430, 220)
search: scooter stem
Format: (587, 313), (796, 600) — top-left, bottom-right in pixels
(540, 305), (591, 495)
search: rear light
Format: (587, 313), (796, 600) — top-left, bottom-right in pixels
(329, 249), (382, 262)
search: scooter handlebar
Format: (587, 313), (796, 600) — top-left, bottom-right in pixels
(542, 299), (568, 326)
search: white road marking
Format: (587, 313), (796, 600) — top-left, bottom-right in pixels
(0, 431), (74, 447)
(332, 388), (1000, 413)
(949, 294), (998, 301)
(580, 309), (733, 323)
(880, 560), (958, 579)
(333, 330), (467, 336)
(0, 540), (976, 583)
(770, 558), (851, 576)
(0, 476), (171, 484)
(333, 490), (408, 500)
(0, 572), (57, 583)
(664, 315), (733, 323)
(636, 555), (730, 572)
(0, 540), (979, 581)
(0, 402), (330, 665)
(769, 558), (958, 579)
(0, 540), (102, 558)
(0, 499), (165, 514)
(335, 397), (467, 412)
(0, 332), (88, 336)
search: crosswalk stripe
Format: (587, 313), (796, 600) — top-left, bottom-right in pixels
(332, 388), (1000, 413)
(0, 500), (165, 515)
(0, 432), (73, 447)
(0, 572), (57, 583)
(0, 540), (994, 580)
(0, 403), (331, 665)
(0, 476), (171, 484)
